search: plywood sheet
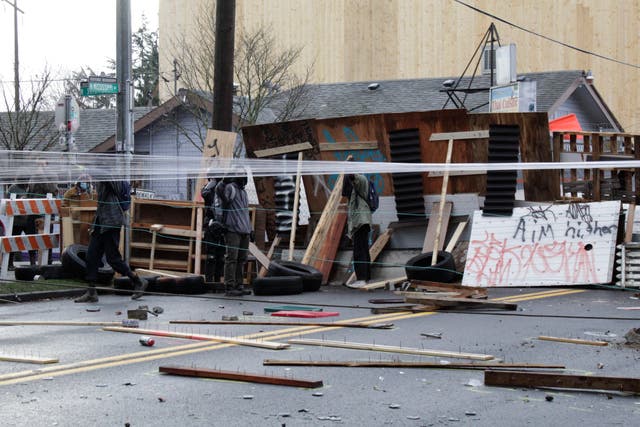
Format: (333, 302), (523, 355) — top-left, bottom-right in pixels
(462, 201), (621, 287)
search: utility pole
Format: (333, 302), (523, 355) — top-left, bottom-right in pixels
(212, 0), (236, 131)
(116, 0), (133, 261)
(2, 0), (24, 114)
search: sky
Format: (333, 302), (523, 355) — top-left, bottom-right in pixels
(0, 0), (158, 93)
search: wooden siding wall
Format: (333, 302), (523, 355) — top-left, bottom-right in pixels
(242, 110), (557, 236)
(159, 0), (640, 133)
(134, 110), (204, 200)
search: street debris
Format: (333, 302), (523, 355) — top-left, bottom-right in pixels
(159, 365), (323, 388)
(537, 335), (608, 346)
(624, 328), (640, 345)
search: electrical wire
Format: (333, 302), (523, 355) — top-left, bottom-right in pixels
(454, 0), (640, 70)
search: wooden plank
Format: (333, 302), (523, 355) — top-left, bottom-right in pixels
(357, 275), (407, 291)
(423, 201), (452, 253)
(258, 236), (281, 277)
(395, 291), (462, 298)
(537, 336), (608, 346)
(429, 130), (489, 141)
(249, 242), (271, 269)
(313, 210), (347, 282)
(346, 228), (394, 286)
(445, 220), (468, 253)
(289, 152), (303, 261)
(0, 354), (59, 364)
(159, 365), (323, 388)
(253, 142), (313, 158)
(193, 207), (203, 275)
(430, 139), (454, 264)
(102, 326), (289, 350)
(302, 156), (352, 265)
(403, 296), (517, 310)
(625, 203), (636, 244)
(319, 141), (378, 151)
(134, 268), (193, 278)
(170, 320), (394, 329)
(129, 258), (188, 270)
(263, 360), (565, 370)
(484, 369), (640, 393)
(288, 338), (494, 360)
(0, 321), (124, 327)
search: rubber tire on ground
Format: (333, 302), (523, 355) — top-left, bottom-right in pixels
(252, 276), (304, 296)
(155, 275), (207, 295)
(266, 260), (323, 292)
(14, 266), (40, 281)
(61, 244), (114, 284)
(113, 275), (161, 295)
(39, 264), (67, 280)
(404, 251), (458, 283)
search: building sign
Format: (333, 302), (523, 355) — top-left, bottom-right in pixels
(489, 81), (536, 113)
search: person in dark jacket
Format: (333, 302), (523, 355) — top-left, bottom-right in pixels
(216, 173), (252, 296)
(74, 180), (147, 303)
(201, 176), (225, 284)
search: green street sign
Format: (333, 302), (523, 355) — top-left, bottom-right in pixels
(80, 77), (119, 96)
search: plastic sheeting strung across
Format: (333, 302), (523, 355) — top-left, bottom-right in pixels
(2, 150), (640, 185)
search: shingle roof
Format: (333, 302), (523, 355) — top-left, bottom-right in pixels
(0, 107), (153, 153)
(287, 70), (587, 120)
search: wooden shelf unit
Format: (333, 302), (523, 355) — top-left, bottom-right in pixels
(129, 198), (203, 273)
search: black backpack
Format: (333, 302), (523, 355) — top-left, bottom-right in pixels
(355, 177), (379, 213)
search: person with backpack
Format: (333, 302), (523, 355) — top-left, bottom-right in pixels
(342, 173), (373, 288)
(215, 172), (253, 297)
(74, 180), (147, 303)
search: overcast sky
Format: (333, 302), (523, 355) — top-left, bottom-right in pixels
(0, 0), (158, 91)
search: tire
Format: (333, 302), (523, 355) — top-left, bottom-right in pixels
(267, 260), (323, 291)
(61, 244), (114, 284)
(114, 275), (162, 294)
(40, 264), (67, 280)
(14, 266), (39, 281)
(404, 251), (458, 283)
(156, 275), (207, 295)
(252, 276), (304, 296)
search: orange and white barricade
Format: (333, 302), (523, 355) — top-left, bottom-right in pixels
(0, 194), (61, 279)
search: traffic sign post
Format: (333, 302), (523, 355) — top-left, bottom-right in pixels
(55, 95), (80, 151)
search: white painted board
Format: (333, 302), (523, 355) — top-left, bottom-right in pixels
(462, 201), (621, 287)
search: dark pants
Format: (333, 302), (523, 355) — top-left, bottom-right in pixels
(86, 228), (132, 284)
(204, 227), (225, 282)
(223, 231), (249, 290)
(353, 224), (371, 281)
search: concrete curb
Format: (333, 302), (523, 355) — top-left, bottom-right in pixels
(0, 289), (86, 304)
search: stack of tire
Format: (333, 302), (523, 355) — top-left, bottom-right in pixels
(404, 251), (458, 283)
(13, 243), (114, 282)
(113, 274), (207, 295)
(253, 260), (323, 296)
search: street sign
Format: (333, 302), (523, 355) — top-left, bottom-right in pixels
(80, 76), (119, 96)
(54, 95), (80, 133)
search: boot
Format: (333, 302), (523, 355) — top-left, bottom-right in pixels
(131, 275), (149, 300)
(225, 286), (243, 297)
(74, 288), (98, 303)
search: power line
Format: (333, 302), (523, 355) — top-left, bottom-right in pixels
(454, 0), (640, 70)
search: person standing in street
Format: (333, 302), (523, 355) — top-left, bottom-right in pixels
(74, 180), (147, 303)
(201, 175), (225, 284)
(5, 181), (36, 270)
(343, 173), (372, 288)
(216, 173), (252, 296)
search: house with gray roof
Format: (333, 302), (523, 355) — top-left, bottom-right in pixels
(279, 70), (621, 132)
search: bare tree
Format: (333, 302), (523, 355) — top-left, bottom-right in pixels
(165, 2), (312, 152)
(0, 67), (59, 151)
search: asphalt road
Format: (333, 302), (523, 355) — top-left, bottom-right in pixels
(0, 285), (638, 426)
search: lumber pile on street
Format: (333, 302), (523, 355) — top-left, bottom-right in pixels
(370, 280), (517, 313)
